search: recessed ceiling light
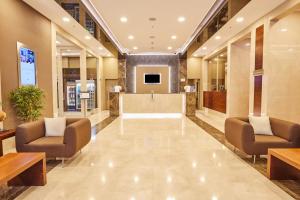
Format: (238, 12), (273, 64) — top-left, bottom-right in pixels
(98, 47), (103, 50)
(168, 46), (172, 50)
(62, 17), (70, 22)
(66, 49), (71, 52)
(120, 17), (128, 23)
(220, 54), (224, 57)
(178, 16), (186, 22)
(128, 35), (134, 40)
(56, 41), (61, 44)
(280, 28), (288, 32)
(85, 35), (91, 40)
(245, 43), (250, 46)
(171, 35), (177, 40)
(107, 53), (112, 57)
(236, 17), (244, 23)
(215, 36), (221, 40)
(133, 46), (138, 50)
(193, 54), (198, 57)
(202, 46), (207, 50)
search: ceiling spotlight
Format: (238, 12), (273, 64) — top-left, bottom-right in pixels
(178, 16), (186, 22)
(62, 17), (70, 22)
(85, 35), (91, 40)
(280, 28), (288, 32)
(66, 49), (71, 52)
(171, 35), (177, 40)
(193, 54), (198, 57)
(245, 43), (250, 47)
(107, 53), (112, 57)
(56, 41), (61, 44)
(120, 17), (128, 23)
(220, 54), (224, 57)
(236, 17), (244, 23)
(215, 36), (221, 40)
(98, 47), (103, 50)
(202, 46), (207, 50)
(128, 35), (134, 40)
(133, 46), (138, 50)
(168, 46), (173, 50)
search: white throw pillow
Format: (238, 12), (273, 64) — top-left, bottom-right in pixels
(45, 117), (66, 137)
(249, 116), (273, 135)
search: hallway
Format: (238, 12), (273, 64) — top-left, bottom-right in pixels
(17, 116), (292, 200)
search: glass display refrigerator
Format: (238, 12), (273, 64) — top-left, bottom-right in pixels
(75, 80), (96, 111)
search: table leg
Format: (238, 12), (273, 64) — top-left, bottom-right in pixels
(268, 154), (300, 180)
(8, 158), (47, 186)
(0, 140), (3, 157)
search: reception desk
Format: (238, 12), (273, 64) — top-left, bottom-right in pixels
(203, 91), (227, 113)
(121, 93), (185, 113)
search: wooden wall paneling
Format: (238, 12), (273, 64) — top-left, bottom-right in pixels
(253, 75), (262, 116)
(255, 25), (264, 70)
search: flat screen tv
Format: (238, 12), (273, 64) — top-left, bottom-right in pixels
(144, 74), (161, 84)
(17, 42), (37, 86)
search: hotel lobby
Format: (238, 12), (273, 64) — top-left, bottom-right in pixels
(1, 0), (300, 199)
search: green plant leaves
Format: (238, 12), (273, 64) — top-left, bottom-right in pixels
(10, 86), (45, 122)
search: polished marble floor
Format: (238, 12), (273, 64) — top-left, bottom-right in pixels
(16, 116), (293, 200)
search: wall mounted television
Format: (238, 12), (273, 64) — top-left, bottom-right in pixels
(144, 73), (161, 84)
(17, 42), (37, 86)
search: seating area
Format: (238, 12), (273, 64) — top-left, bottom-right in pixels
(225, 117), (300, 162)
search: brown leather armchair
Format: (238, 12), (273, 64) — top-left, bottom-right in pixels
(15, 118), (91, 163)
(225, 117), (300, 162)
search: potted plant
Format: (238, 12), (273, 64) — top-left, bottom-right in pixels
(10, 86), (44, 122)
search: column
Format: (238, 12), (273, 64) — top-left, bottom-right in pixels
(202, 60), (208, 112)
(96, 56), (103, 110)
(51, 23), (58, 117)
(57, 48), (64, 116)
(80, 49), (87, 116)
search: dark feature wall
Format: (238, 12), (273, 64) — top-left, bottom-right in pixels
(125, 55), (180, 93)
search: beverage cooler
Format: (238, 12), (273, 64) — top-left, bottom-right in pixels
(66, 82), (76, 111)
(75, 80), (96, 111)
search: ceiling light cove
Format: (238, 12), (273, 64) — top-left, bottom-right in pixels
(178, 16), (186, 22)
(120, 16), (128, 23)
(171, 35), (177, 40)
(62, 17), (70, 22)
(128, 35), (134, 40)
(236, 17), (244, 23)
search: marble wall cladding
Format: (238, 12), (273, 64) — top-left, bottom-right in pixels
(118, 58), (126, 91)
(109, 92), (119, 116)
(179, 57), (188, 92)
(186, 92), (196, 116)
(125, 55), (180, 93)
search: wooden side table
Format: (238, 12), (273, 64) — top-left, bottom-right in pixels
(0, 130), (16, 157)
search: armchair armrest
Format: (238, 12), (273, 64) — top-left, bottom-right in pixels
(270, 118), (300, 143)
(225, 118), (255, 152)
(16, 119), (45, 151)
(63, 119), (91, 157)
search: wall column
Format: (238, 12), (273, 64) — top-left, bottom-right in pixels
(57, 48), (64, 116)
(201, 59), (208, 111)
(80, 49), (87, 116)
(51, 23), (58, 117)
(96, 56), (103, 110)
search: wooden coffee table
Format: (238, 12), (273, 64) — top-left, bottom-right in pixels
(0, 153), (46, 186)
(267, 148), (300, 180)
(0, 129), (16, 156)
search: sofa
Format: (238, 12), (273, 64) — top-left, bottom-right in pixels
(15, 118), (91, 162)
(225, 117), (300, 162)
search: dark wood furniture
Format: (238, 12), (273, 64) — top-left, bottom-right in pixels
(268, 148), (300, 180)
(0, 129), (16, 157)
(0, 153), (46, 186)
(203, 91), (226, 113)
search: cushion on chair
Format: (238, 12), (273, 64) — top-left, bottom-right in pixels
(249, 116), (273, 135)
(253, 135), (293, 155)
(45, 117), (66, 137)
(22, 137), (65, 158)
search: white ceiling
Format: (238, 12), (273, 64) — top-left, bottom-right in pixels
(90, 0), (217, 54)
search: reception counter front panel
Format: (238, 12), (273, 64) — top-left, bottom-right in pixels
(122, 93), (184, 113)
